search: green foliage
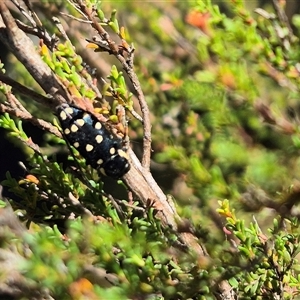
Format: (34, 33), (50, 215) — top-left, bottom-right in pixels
(0, 113), (28, 140)
(218, 200), (300, 298)
(41, 40), (96, 99)
(1, 0), (300, 299)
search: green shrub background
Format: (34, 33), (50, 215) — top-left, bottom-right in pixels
(1, 0), (300, 299)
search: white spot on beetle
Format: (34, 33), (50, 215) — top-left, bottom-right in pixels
(86, 144), (94, 152)
(64, 128), (70, 135)
(97, 158), (103, 165)
(71, 124), (78, 132)
(76, 119), (85, 126)
(60, 111), (67, 121)
(95, 122), (102, 130)
(65, 107), (74, 115)
(95, 135), (103, 144)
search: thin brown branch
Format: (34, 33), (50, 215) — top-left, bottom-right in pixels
(11, 0), (38, 27)
(123, 148), (204, 252)
(272, 0), (294, 40)
(0, 74), (53, 108)
(83, 264), (118, 287)
(255, 101), (296, 135)
(0, 2), (71, 108)
(15, 18), (57, 50)
(11, 0), (58, 50)
(60, 11), (92, 23)
(0, 91), (61, 138)
(75, 0), (152, 170)
(122, 149), (234, 300)
(66, 192), (94, 217)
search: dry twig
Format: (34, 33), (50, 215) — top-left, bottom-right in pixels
(74, 0), (152, 170)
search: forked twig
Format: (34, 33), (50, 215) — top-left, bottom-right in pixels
(74, 0), (152, 170)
